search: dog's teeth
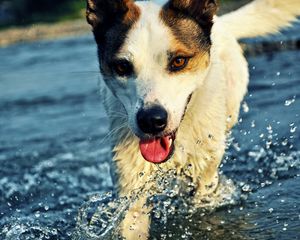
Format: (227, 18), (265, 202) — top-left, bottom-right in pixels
(169, 139), (173, 147)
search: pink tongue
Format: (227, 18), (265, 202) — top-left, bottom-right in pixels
(139, 136), (172, 164)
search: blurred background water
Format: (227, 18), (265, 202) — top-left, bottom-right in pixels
(0, 13), (300, 240)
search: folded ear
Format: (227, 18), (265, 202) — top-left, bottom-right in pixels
(164, 0), (218, 32)
(86, 0), (140, 40)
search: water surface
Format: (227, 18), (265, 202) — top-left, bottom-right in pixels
(0, 29), (299, 239)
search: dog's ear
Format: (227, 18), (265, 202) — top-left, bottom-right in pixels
(86, 0), (140, 38)
(164, 0), (218, 31)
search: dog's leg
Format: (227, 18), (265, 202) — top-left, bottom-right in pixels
(194, 160), (220, 199)
(199, 171), (219, 196)
(120, 197), (150, 240)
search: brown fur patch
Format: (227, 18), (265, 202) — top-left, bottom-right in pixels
(123, 0), (141, 24)
(181, 52), (210, 73)
(161, 3), (212, 74)
(167, 42), (210, 74)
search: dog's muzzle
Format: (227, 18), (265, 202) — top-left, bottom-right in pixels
(136, 105), (174, 164)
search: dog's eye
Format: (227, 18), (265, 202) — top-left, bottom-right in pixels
(112, 60), (133, 77)
(169, 57), (189, 72)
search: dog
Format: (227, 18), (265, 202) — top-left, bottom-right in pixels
(86, 0), (300, 238)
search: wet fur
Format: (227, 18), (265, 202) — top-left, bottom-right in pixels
(86, 0), (300, 238)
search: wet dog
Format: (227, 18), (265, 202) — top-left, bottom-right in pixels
(86, 0), (300, 238)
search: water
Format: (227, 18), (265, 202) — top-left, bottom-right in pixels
(0, 28), (299, 239)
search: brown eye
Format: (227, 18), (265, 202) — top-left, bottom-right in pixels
(170, 57), (189, 72)
(113, 60), (133, 77)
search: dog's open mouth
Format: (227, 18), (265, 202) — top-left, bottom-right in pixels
(139, 133), (175, 164)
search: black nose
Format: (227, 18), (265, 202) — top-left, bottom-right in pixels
(137, 105), (168, 135)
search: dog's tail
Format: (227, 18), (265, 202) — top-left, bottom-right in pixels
(219, 0), (300, 39)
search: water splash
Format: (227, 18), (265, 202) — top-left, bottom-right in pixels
(74, 192), (130, 239)
(74, 170), (238, 239)
(2, 222), (60, 240)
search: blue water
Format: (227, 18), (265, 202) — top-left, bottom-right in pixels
(0, 27), (299, 239)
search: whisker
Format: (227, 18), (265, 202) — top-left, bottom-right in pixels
(107, 109), (128, 118)
(108, 112), (128, 118)
(99, 122), (128, 146)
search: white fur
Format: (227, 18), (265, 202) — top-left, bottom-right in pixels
(220, 0), (300, 39)
(97, 0), (300, 238)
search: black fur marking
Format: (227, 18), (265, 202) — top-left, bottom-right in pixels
(86, 0), (140, 76)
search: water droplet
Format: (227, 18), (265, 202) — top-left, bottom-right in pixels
(242, 102), (249, 113)
(154, 210), (161, 219)
(179, 145), (185, 152)
(285, 98), (295, 106)
(268, 208), (274, 213)
(233, 143), (241, 152)
(267, 125), (273, 133)
(266, 140), (272, 149)
(281, 139), (288, 146)
(290, 126), (297, 133)
(242, 184), (251, 192)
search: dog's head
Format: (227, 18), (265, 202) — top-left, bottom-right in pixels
(87, 0), (218, 164)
